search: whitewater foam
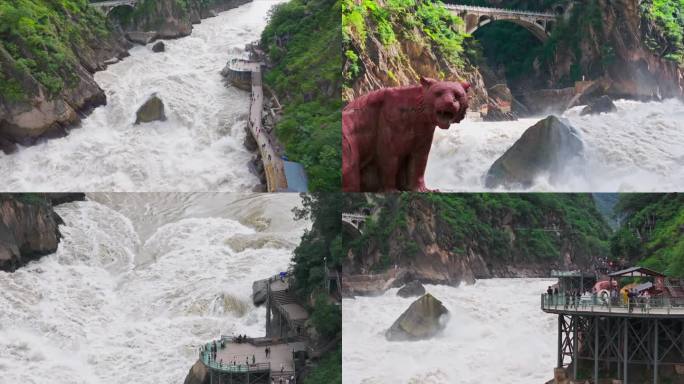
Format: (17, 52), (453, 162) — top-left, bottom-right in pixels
(0, 193), (306, 384)
(426, 98), (684, 191)
(342, 279), (557, 384)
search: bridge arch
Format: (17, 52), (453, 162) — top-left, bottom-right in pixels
(446, 4), (558, 42)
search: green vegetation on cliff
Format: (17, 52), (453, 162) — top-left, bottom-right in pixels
(0, 0), (109, 99)
(611, 194), (684, 277)
(347, 193), (611, 272)
(261, 0), (341, 192)
(641, 0), (684, 63)
(291, 192), (341, 382)
(342, 0), (468, 86)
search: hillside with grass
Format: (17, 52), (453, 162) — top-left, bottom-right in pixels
(260, 0), (342, 192)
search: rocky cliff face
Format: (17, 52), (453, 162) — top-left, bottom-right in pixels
(0, 0), (252, 153)
(0, 196), (59, 272)
(539, 0), (683, 99)
(0, 15), (129, 152)
(123, 0), (251, 39)
(342, 0), (489, 113)
(344, 194), (610, 293)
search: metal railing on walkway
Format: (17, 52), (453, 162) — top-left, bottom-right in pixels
(541, 293), (684, 315)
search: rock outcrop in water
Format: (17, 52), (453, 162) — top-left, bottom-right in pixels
(0, 196), (63, 272)
(580, 95), (617, 116)
(485, 116), (584, 189)
(397, 281), (426, 298)
(252, 278), (269, 306)
(152, 41), (166, 53)
(135, 94), (167, 124)
(386, 293), (449, 341)
(183, 359), (210, 384)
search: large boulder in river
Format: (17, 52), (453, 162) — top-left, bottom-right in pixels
(183, 359), (209, 384)
(252, 278), (269, 306)
(386, 293), (449, 341)
(580, 95), (617, 116)
(397, 281), (426, 298)
(152, 41), (165, 53)
(135, 94), (166, 124)
(485, 116), (583, 189)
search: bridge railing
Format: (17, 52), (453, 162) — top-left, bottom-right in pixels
(444, 4), (557, 18)
(540, 293), (684, 315)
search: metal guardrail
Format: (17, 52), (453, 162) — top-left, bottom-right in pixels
(444, 4), (557, 18)
(541, 293), (684, 315)
(199, 339), (271, 374)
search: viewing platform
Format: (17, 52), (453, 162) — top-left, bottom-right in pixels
(542, 266), (684, 384)
(200, 335), (304, 384)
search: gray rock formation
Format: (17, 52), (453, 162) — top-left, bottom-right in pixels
(397, 281), (426, 298)
(135, 94), (167, 124)
(485, 116), (584, 189)
(580, 95), (617, 116)
(386, 293), (449, 341)
(0, 196), (63, 272)
(252, 278), (269, 306)
(183, 359), (209, 384)
(152, 41), (166, 53)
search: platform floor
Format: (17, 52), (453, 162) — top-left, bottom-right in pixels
(215, 342), (295, 374)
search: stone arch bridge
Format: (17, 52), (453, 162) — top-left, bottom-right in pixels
(90, 0), (139, 15)
(444, 4), (560, 42)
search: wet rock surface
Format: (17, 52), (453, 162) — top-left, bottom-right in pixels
(135, 94), (167, 124)
(485, 116), (584, 189)
(386, 293), (449, 341)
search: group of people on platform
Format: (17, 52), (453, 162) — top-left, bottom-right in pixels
(545, 285), (653, 312)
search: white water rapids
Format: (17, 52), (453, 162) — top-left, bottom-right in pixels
(0, 193), (307, 383)
(0, 0), (285, 192)
(426, 99), (684, 192)
(342, 279), (557, 384)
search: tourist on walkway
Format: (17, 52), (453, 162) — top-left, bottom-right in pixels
(280, 362), (284, 372)
(252, 354), (256, 365)
(265, 346), (270, 358)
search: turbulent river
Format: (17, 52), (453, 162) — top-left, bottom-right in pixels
(426, 99), (684, 192)
(0, 193), (307, 383)
(0, 0), (284, 192)
(342, 279), (557, 384)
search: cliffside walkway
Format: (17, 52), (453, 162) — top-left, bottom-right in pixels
(268, 278), (309, 336)
(247, 65), (291, 192)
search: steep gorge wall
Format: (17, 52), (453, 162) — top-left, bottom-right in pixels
(344, 194), (611, 292)
(0, 1), (130, 152)
(0, 194), (84, 272)
(0, 0), (252, 153)
(542, 0), (684, 99)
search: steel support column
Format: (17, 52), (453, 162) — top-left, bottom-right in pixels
(654, 319), (659, 384)
(624, 318), (628, 384)
(573, 316), (578, 379)
(594, 317), (599, 382)
(558, 315), (563, 368)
